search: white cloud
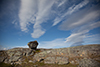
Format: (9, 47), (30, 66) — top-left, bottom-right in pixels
(19, 0), (55, 38)
(13, 45), (28, 48)
(65, 21), (100, 46)
(58, 3), (100, 46)
(0, 45), (10, 50)
(69, 10), (100, 28)
(38, 38), (71, 48)
(58, 0), (67, 7)
(19, 0), (37, 32)
(31, 0), (55, 38)
(18, 0), (100, 43)
(52, 17), (61, 26)
(52, 0), (89, 26)
(83, 34), (100, 44)
(59, 4), (100, 30)
(31, 29), (45, 38)
(66, 0), (89, 15)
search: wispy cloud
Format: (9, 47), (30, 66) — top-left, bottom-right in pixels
(83, 34), (100, 44)
(31, 0), (55, 38)
(52, 0), (89, 26)
(0, 45), (10, 50)
(63, 19), (100, 46)
(19, 0), (37, 32)
(18, 0), (100, 47)
(13, 45), (28, 48)
(38, 38), (71, 48)
(19, 0), (89, 38)
(19, 0), (55, 38)
(59, 2), (100, 46)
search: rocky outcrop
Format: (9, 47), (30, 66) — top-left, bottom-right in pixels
(0, 48), (35, 64)
(78, 58), (100, 67)
(44, 56), (69, 64)
(28, 41), (38, 50)
(0, 44), (100, 67)
(0, 51), (7, 62)
(33, 44), (100, 65)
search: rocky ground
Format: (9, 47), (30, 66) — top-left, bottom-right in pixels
(0, 44), (100, 67)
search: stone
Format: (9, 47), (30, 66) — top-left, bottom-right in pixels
(29, 60), (33, 62)
(0, 57), (6, 62)
(44, 56), (69, 65)
(9, 56), (21, 62)
(0, 44), (100, 65)
(26, 49), (34, 56)
(70, 61), (75, 64)
(0, 51), (7, 62)
(78, 58), (100, 67)
(56, 57), (69, 65)
(28, 41), (38, 50)
(44, 57), (56, 64)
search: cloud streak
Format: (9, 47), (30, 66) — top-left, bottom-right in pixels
(31, 0), (55, 38)
(19, 0), (55, 38)
(38, 38), (70, 48)
(19, 0), (89, 38)
(60, 10), (100, 46)
(18, 0), (100, 47)
(52, 0), (89, 26)
(19, 0), (37, 32)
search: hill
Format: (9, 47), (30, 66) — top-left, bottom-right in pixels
(0, 44), (100, 67)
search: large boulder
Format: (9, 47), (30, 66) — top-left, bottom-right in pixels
(28, 41), (38, 50)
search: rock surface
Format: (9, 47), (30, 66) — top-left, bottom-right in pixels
(33, 44), (100, 65)
(0, 44), (100, 67)
(0, 48), (35, 64)
(78, 58), (100, 67)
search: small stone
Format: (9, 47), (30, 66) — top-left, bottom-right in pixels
(29, 60), (33, 62)
(70, 61), (75, 64)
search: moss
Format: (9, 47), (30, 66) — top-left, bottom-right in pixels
(18, 61), (78, 67)
(0, 62), (14, 67)
(35, 49), (41, 53)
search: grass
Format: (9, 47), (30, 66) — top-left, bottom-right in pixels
(0, 62), (14, 67)
(13, 62), (78, 67)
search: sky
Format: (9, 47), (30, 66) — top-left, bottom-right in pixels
(0, 0), (100, 50)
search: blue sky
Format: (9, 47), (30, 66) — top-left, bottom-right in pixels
(0, 0), (100, 50)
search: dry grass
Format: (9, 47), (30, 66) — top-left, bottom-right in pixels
(14, 62), (78, 67)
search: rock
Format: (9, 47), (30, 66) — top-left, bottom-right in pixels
(29, 60), (37, 63)
(9, 56), (21, 62)
(26, 49), (34, 56)
(70, 60), (75, 64)
(56, 57), (69, 65)
(44, 56), (69, 64)
(0, 51), (7, 62)
(44, 57), (55, 64)
(3, 48), (35, 64)
(29, 60), (33, 62)
(0, 44), (100, 65)
(78, 58), (100, 67)
(28, 41), (38, 50)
